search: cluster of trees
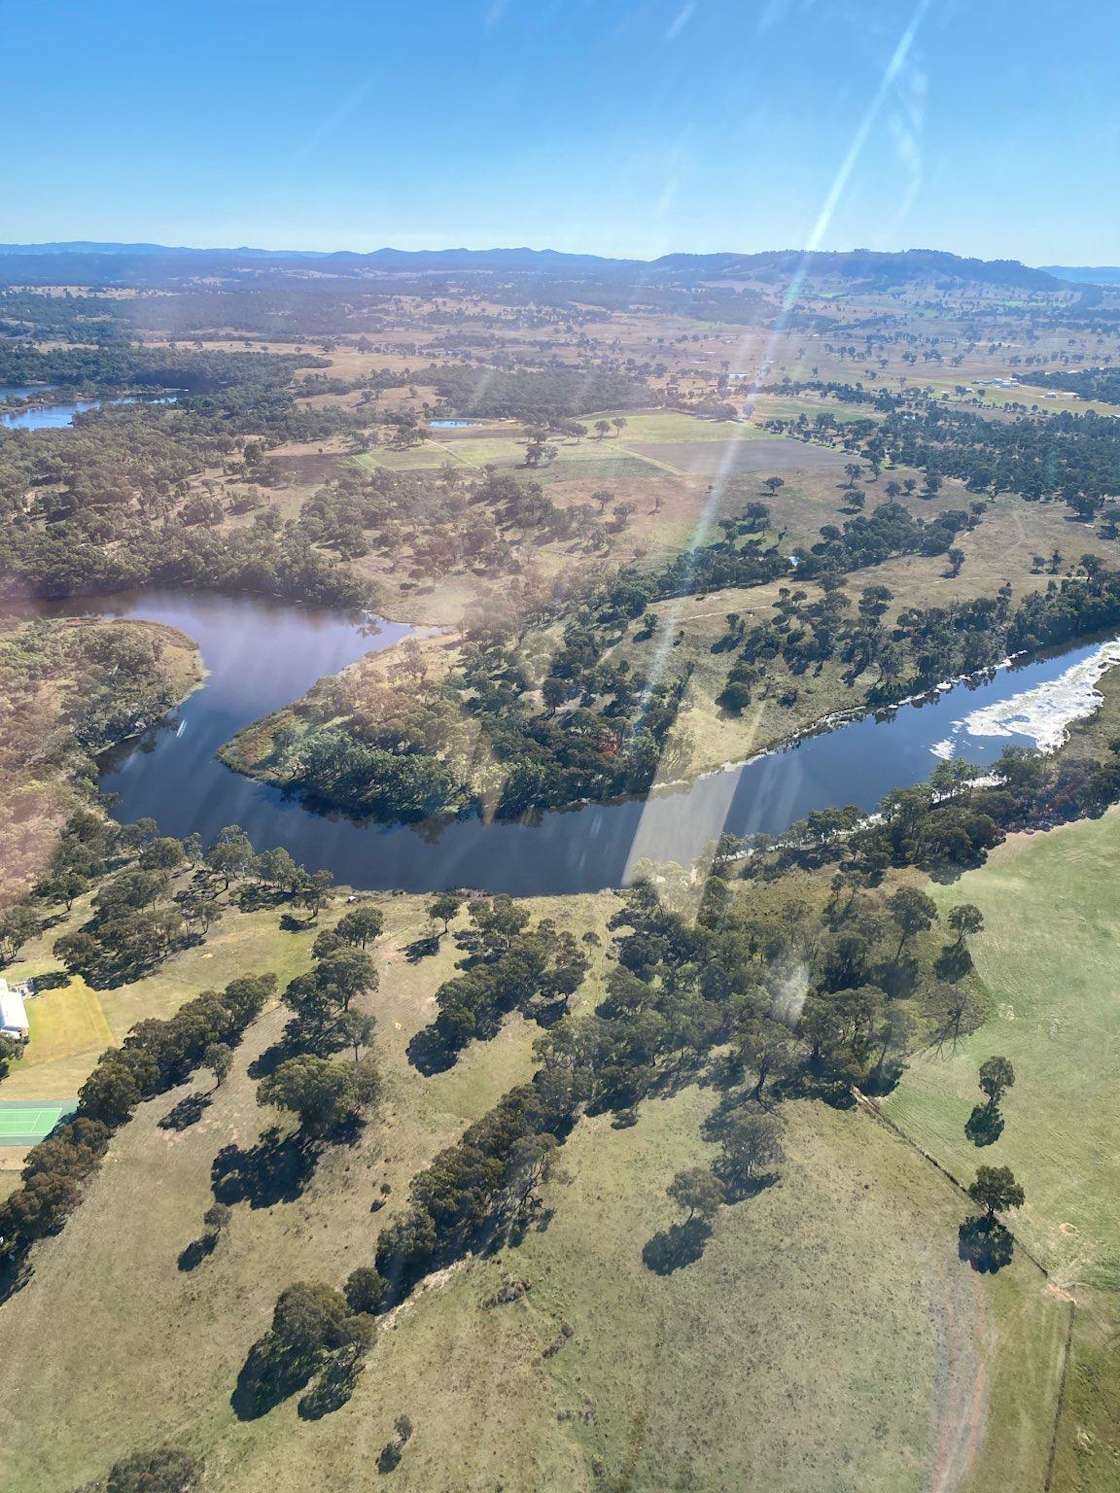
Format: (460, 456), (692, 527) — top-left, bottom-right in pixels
(234, 1279), (375, 1422)
(791, 500), (972, 577)
(0, 972), (274, 1288)
(738, 733), (1120, 895)
(28, 813), (335, 987)
(78, 1443), (205, 1493)
(298, 461), (623, 575)
(715, 562), (1120, 717)
(1032, 365), (1120, 404)
(410, 896), (590, 1070)
(0, 617), (195, 905)
(0, 343), (369, 604)
(368, 860), (977, 1308)
(267, 600), (694, 823)
(232, 908), (387, 1418)
(373, 1078), (572, 1302)
(0, 340), (319, 397)
(875, 402), (1120, 519)
(962, 1057), (1026, 1271)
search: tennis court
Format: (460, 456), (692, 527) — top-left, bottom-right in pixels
(0, 1100), (78, 1147)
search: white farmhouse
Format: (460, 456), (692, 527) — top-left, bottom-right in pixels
(0, 978), (30, 1042)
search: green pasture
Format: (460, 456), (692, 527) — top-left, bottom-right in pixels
(885, 810), (1120, 1286)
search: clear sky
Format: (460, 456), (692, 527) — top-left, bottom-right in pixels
(3, 0), (1118, 265)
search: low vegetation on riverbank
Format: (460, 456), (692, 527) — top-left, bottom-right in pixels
(0, 615), (201, 905)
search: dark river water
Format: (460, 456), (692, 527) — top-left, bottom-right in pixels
(51, 590), (1111, 895)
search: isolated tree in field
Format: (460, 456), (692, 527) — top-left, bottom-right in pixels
(887, 886), (938, 961)
(611, 416), (627, 437)
(967, 1165), (1025, 1223)
(763, 475), (785, 496)
(948, 903), (984, 946)
(203, 1200), (232, 1245)
(344, 1264), (387, 1315)
(714, 1109), (785, 1196)
(927, 982), (984, 1051)
(947, 546), (965, 576)
(203, 1042), (233, 1090)
(667, 1167), (724, 1223)
(428, 891), (465, 935)
(335, 1008), (376, 1062)
(594, 419), (612, 440)
(258, 1053), (380, 1135)
(333, 904), (384, 948)
(316, 948), (378, 1011)
(844, 462), (863, 488)
(295, 869), (335, 921)
(592, 488), (613, 513)
(978, 1055), (1015, 1110)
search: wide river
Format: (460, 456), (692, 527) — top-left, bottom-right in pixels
(47, 591), (1117, 895)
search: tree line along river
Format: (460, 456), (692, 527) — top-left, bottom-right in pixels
(30, 589), (1117, 896)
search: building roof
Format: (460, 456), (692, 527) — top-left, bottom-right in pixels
(0, 987), (29, 1035)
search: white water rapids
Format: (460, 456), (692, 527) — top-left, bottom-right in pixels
(930, 636), (1120, 759)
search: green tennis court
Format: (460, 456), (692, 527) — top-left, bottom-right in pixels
(0, 1100), (78, 1147)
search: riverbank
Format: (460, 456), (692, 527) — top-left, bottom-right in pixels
(0, 614), (203, 905)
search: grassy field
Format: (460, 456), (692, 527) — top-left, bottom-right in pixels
(1, 895), (328, 1109)
(879, 805), (1120, 1491)
(0, 891), (1069, 1492)
(884, 810), (1120, 1287)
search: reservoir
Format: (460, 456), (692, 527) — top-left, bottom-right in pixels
(1, 395), (177, 430)
(52, 590), (1116, 896)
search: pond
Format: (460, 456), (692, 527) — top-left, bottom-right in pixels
(48, 590), (1118, 896)
(1, 395), (177, 431)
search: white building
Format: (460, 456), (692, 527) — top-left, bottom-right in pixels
(0, 979), (29, 1041)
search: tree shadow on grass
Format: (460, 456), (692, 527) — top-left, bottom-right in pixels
(935, 942), (974, 982)
(232, 1339), (319, 1421)
(964, 1104), (1005, 1147)
(233, 1334), (368, 1423)
(405, 1024), (456, 1076)
(641, 1218), (712, 1275)
(297, 1346), (365, 1421)
(211, 1128), (321, 1209)
(177, 1233), (217, 1272)
(959, 1215), (1015, 1273)
(403, 934), (441, 964)
(159, 1091), (213, 1132)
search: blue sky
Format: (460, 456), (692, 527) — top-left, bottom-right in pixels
(3, 0), (1118, 264)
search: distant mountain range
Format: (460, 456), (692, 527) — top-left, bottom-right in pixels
(0, 241), (1089, 291)
(1042, 265), (1120, 286)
